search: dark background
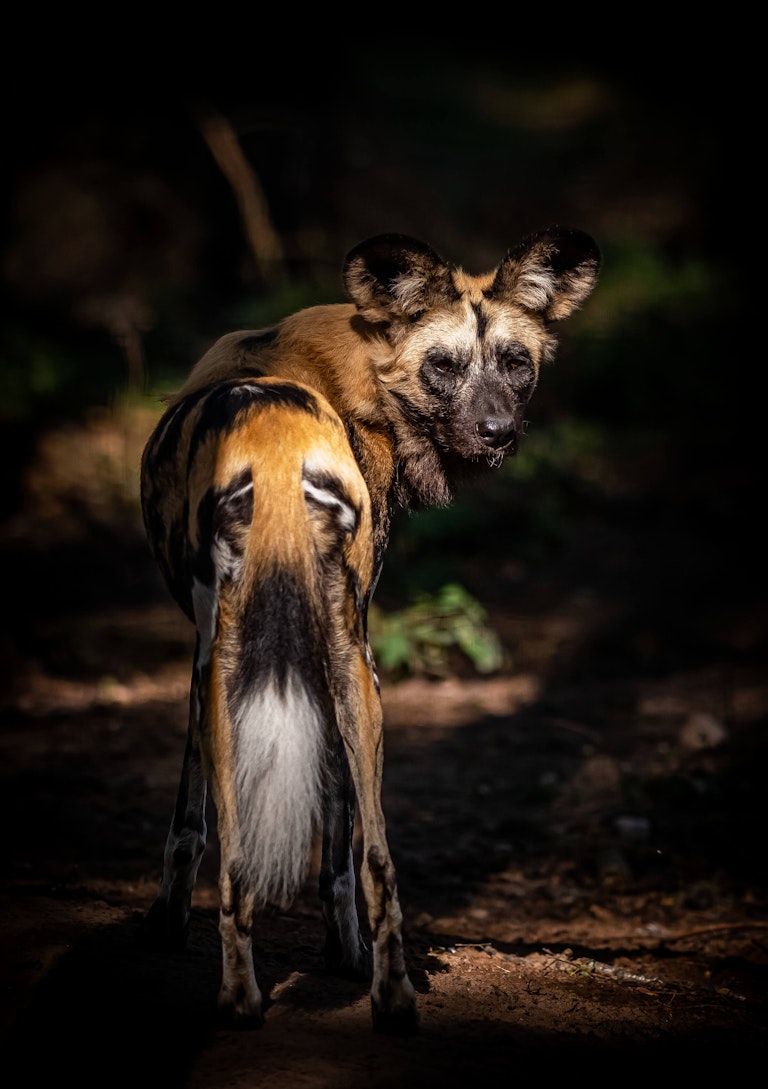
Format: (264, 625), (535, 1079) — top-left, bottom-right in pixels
(1, 36), (766, 1084)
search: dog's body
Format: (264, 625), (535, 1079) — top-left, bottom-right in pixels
(140, 229), (600, 1033)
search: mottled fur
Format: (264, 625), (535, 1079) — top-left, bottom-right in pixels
(139, 229), (600, 1033)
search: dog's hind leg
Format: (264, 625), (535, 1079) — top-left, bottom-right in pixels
(215, 841), (262, 1026)
(298, 398), (417, 1031)
(319, 736), (371, 979)
(205, 626), (265, 1028)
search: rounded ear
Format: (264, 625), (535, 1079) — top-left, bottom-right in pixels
(489, 227), (601, 320)
(343, 233), (458, 322)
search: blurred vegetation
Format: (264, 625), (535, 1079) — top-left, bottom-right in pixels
(369, 583), (504, 680)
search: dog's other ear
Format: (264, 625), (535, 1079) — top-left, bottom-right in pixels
(490, 227), (601, 321)
(343, 234), (458, 322)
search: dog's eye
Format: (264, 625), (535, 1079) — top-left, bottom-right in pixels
(428, 352), (456, 374)
(497, 346), (530, 370)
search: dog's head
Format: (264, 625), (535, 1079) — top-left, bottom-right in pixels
(343, 229), (600, 471)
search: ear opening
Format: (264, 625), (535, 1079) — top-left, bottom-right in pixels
(490, 227), (601, 321)
(343, 233), (457, 322)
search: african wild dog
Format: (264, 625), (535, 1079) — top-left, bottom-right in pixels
(139, 229), (600, 1034)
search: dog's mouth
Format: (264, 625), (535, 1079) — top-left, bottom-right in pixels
(483, 444), (511, 469)
(435, 427), (519, 475)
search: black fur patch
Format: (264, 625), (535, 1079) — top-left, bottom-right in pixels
(147, 386), (210, 470)
(233, 569), (327, 701)
(191, 380), (320, 454)
(216, 467), (255, 542)
(472, 301), (489, 340)
(238, 329), (279, 352)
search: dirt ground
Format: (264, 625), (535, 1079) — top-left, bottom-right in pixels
(1, 414), (767, 1087)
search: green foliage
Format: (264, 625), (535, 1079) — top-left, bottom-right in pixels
(368, 582), (503, 680)
(578, 239), (724, 335)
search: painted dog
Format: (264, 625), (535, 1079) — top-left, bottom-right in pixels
(139, 228), (600, 1033)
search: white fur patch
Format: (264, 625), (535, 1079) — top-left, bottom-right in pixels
(232, 672), (325, 907)
(232, 383), (264, 397)
(192, 495), (248, 667)
(392, 272), (428, 314)
(514, 267), (556, 311)
(302, 476), (356, 533)
(226, 476), (255, 505)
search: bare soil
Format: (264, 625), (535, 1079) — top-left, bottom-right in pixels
(1, 416), (766, 1086)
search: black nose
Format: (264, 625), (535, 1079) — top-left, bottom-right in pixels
(475, 417), (516, 450)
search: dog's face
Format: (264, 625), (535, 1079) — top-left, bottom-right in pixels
(344, 229), (600, 468)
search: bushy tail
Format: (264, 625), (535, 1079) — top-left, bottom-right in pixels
(230, 669), (326, 908)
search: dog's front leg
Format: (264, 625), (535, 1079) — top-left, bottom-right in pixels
(319, 737), (371, 980)
(143, 647), (208, 950)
